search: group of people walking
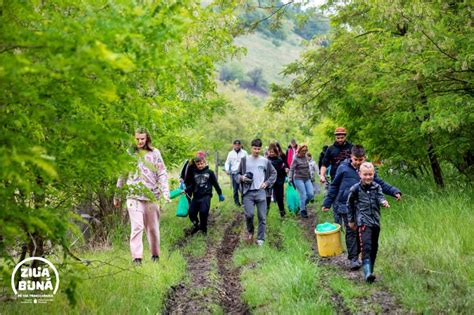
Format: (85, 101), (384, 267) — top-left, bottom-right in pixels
(114, 126), (402, 283)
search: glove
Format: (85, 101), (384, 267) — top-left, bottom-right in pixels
(179, 182), (185, 190)
(219, 195), (225, 202)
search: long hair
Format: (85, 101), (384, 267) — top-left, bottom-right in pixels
(268, 142), (278, 154)
(133, 127), (154, 152)
(297, 144), (308, 156)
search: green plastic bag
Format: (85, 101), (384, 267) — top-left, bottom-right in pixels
(176, 195), (189, 217)
(170, 188), (182, 199)
(315, 222), (337, 233)
(286, 184), (300, 214)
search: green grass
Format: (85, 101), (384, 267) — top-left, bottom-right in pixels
(375, 174), (474, 313)
(233, 32), (304, 86)
(2, 172), (472, 313)
(1, 247), (186, 314)
(0, 192), (193, 314)
(234, 208), (334, 314)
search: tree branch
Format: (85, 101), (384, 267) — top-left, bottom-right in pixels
(301, 77), (335, 107)
(0, 44), (45, 54)
(421, 30), (458, 62)
(247, 1), (294, 30)
(354, 30), (384, 38)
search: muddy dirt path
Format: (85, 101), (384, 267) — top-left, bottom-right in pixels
(299, 210), (404, 314)
(163, 211), (249, 314)
(216, 212), (249, 314)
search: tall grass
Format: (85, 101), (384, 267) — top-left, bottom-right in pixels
(376, 173), (473, 313)
(0, 197), (189, 314)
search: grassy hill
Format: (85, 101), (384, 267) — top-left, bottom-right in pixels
(233, 31), (305, 87)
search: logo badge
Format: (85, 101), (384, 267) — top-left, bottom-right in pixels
(11, 257), (59, 304)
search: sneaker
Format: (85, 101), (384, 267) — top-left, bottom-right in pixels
(256, 240), (264, 246)
(350, 258), (362, 270)
(151, 255), (159, 263)
(133, 258), (142, 266)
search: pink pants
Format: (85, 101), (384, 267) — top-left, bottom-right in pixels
(127, 199), (160, 259)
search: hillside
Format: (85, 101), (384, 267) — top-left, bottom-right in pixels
(219, 10), (329, 95)
(233, 31), (305, 86)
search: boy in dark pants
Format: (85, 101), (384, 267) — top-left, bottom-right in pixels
(185, 156), (224, 235)
(347, 162), (390, 283)
(322, 145), (401, 270)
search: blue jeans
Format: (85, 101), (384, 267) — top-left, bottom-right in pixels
(294, 179), (314, 214)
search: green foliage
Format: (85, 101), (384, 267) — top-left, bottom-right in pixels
(237, 0), (329, 42)
(219, 63), (247, 83)
(292, 8), (330, 40)
(194, 83), (316, 163)
(270, 0), (474, 185)
(241, 68), (269, 92)
(237, 0), (291, 41)
(0, 0), (238, 300)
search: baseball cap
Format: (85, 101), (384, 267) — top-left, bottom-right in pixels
(334, 127), (347, 135)
(233, 140), (241, 145)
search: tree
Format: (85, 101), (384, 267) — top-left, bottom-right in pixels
(246, 68), (269, 91)
(0, 0), (238, 300)
(270, 0), (474, 186)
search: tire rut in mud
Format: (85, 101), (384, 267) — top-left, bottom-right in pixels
(298, 210), (404, 314)
(163, 210), (249, 314)
(216, 212), (250, 314)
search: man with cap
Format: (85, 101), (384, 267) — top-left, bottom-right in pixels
(225, 140), (248, 207)
(320, 127), (353, 184)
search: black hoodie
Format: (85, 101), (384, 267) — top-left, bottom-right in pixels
(185, 166), (222, 199)
(322, 141), (353, 179)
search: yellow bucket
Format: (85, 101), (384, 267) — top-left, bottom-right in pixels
(315, 223), (343, 257)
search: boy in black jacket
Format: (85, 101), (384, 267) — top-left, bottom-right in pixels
(185, 156), (224, 235)
(347, 162), (390, 283)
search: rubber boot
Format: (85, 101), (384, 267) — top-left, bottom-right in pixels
(362, 259), (375, 283)
(370, 260), (377, 280)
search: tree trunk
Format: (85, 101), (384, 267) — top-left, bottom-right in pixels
(215, 150), (219, 181)
(427, 140), (444, 188)
(416, 82), (445, 187)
